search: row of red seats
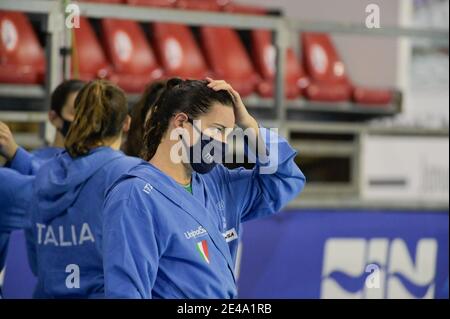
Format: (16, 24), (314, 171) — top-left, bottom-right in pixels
(0, 2), (393, 105)
(0, 11), (46, 84)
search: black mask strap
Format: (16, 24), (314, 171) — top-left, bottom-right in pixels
(59, 116), (72, 137)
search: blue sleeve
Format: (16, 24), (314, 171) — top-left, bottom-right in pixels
(102, 180), (160, 299)
(6, 147), (35, 175)
(220, 127), (306, 223)
(0, 168), (33, 232)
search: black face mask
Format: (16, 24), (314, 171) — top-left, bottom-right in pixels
(59, 117), (72, 137)
(182, 119), (227, 174)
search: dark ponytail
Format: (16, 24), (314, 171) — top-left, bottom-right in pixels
(124, 80), (166, 157)
(142, 78), (183, 160)
(65, 80), (128, 157)
(142, 78), (235, 161)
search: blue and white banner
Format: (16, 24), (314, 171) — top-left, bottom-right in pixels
(238, 209), (449, 299)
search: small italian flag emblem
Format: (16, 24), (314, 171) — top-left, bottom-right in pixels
(196, 240), (210, 264)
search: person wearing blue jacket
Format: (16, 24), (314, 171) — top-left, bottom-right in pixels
(28, 80), (142, 298)
(103, 78), (306, 299)
(0, 80), (85, 288)
(0, 80), (85, 176)
(0, 168), (34, 232)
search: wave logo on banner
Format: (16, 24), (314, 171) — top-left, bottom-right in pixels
(321, 238), (437, 299)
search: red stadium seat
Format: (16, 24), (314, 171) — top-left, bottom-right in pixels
(353, 87), (393, 105)
(72, 17), (114, 81)
(225, 4), (308, 99)
(166, 0), (260, 96)
(301, 33), (352, 102)
(0, 11), (45, 84)
(302, 33), (392, 104)
(201, 27), (259, 97)
(152, 23), (209, 79)
(176, 0), (221, 11)
(180, 1), (258, 96)
(254, 33), (309, 99)
(100, 19), (163, 93)
(126, 0), (175, 7)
